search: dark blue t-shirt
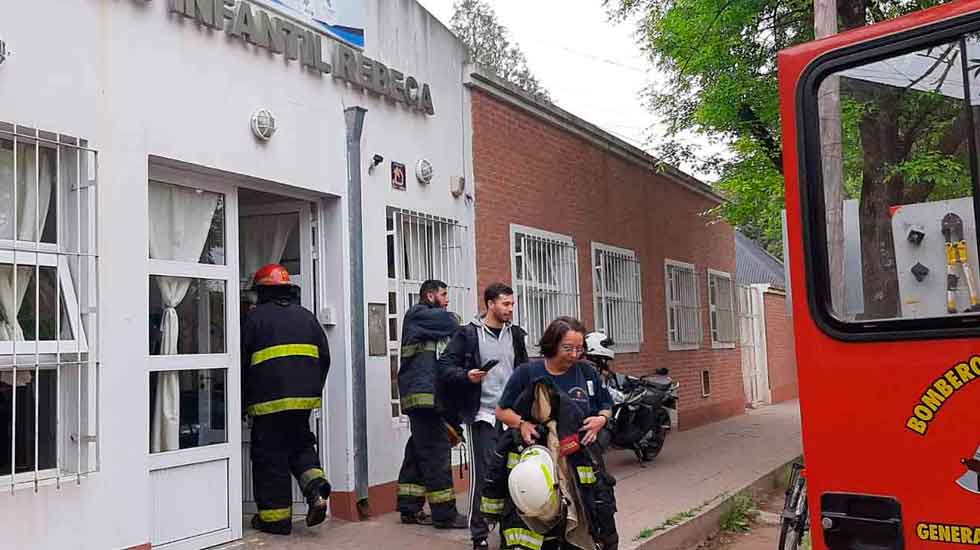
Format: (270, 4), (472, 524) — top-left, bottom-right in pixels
(498, 360), (613, 417)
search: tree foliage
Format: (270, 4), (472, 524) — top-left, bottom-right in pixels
(606, 0), (954, 258)
(450, 0), (550, 101)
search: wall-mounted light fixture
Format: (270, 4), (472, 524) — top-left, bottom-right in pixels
(250, 108), (277, 141)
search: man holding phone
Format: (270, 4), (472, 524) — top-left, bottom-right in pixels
(439, 283), (528, 550)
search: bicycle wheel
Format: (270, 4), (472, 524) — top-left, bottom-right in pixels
(778, 475), (808, 550)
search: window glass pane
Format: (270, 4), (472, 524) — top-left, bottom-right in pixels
(149, 369), (227, 453)
(386, 233), (396, 279)
(0, 139), (57, 244)
(148, 181), (225, 265)
(816, 37), (980, 322)
(149, 277), (226, 355)
(389, 353), (400, 418)
(16, 266), (73, 341)
(0, 368), (56, 475)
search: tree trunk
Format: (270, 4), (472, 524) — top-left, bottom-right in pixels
(857, 88), (903, 319)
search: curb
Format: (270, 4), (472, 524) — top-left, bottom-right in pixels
(631, 456), (800, 550)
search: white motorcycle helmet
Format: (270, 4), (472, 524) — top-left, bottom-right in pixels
(508, 446), (560, 522)
(585, 332), (615, 360)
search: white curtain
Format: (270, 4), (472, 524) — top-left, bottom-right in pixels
(0, 143), (53, 243)
(0, 144), (53, 388)
(148, 183), (219, 453)
(239, 214), (297, 284)
(401, 218), (434, 281)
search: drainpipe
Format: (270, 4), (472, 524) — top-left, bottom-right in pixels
(345, 106), (370, 517)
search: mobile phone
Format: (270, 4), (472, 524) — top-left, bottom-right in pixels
(479, 359), (500, 372)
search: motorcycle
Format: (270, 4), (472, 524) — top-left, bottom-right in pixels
(585, 332), (679, 463)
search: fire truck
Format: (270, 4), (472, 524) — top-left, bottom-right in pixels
(780, 1), (980, 549)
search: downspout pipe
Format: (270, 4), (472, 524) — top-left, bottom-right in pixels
(344, 106), (370, 516)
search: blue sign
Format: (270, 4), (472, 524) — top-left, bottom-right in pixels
(260, 0), (364, 48)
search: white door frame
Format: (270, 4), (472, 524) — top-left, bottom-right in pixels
(147, 167), (243, 550)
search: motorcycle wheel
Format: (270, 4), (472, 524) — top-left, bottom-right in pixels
(638, 410), (670, 462)
(638, 428), (665, 462)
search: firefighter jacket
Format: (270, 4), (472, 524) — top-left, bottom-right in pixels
(242, 292), (331, 416)
(396, 303), (459, 414)
(481, 378), (619, 550)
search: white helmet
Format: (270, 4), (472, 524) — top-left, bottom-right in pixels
(508, 446), (560, 521)
(585, 332), (615, 360)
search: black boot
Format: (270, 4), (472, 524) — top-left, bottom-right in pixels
(305, 479), (331, 527)
(251, 513), (291, 535)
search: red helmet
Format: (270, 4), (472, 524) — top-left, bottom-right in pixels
(253, 264), (294, 287)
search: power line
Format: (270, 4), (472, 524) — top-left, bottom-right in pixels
(521, 37), (650, 73)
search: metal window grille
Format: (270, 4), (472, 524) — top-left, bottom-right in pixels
(513, 230), (580, 351)
(386, 208), (469, 418)
(0, 122), (100, 492)
(709, 272), (736, 345)
(665, 262), (700, 348)
(593, 246), (643, 346)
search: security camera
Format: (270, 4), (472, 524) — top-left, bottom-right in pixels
(368, 154), (384, 174)
(372, 154), (384, 165)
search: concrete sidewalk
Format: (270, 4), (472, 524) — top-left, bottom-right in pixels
(217, 401), (801, 550)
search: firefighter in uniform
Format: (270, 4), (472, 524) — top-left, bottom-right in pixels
(396, 280), (469, 529)
(243, 264), (332, 536)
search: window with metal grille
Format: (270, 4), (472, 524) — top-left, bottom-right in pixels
(665, 260), (701, 350)
(511, 225), (580, 354)
(592, 243), (643, 351)
(708, 270), (736, 348)
(386, 208), (469, 419)
(0, 122), (100, 490)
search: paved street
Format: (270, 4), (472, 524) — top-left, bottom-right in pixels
(218, 401), (802, 550)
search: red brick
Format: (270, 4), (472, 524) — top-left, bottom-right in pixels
(471, 89), (745, 429)
(763, 291), (799, 403)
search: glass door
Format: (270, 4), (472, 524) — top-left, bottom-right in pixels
(147, 168), (241, 550)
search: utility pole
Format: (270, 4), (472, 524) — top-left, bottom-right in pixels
(816, 0), (846, 316)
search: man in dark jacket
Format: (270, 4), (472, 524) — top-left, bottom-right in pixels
(242, 264), (332, 536)
(440, 283), (528, 549)
(396, 280), (468, 529)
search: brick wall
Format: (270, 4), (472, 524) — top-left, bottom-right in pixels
(763, 290), (798, 403)
(471, 88), (744, 429)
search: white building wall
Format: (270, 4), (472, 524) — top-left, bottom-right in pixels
(0, 0), (474, 548)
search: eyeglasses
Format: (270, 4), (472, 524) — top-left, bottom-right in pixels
(559, 345), (585, 354)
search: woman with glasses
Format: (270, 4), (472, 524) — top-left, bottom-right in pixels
(496, 316), (613, 449)
(493, 316), (618, 549)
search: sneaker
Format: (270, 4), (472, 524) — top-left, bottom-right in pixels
(305, 495), (328, 527)
(251, 514), (291, 536)
(473, 539), (489, 550)
(401, 511), (434, 526)
(433, 513), (468, 530)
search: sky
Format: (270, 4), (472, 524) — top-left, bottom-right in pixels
(414, 0), (724, 181)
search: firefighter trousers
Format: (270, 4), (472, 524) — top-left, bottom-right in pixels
(250, 410), (330, 530)
(397, 409), (459, 522)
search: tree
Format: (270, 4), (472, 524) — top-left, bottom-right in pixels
(606, 0), (950, 256)
(450, 0), (550, 101)
(608, 0), (965, 318)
